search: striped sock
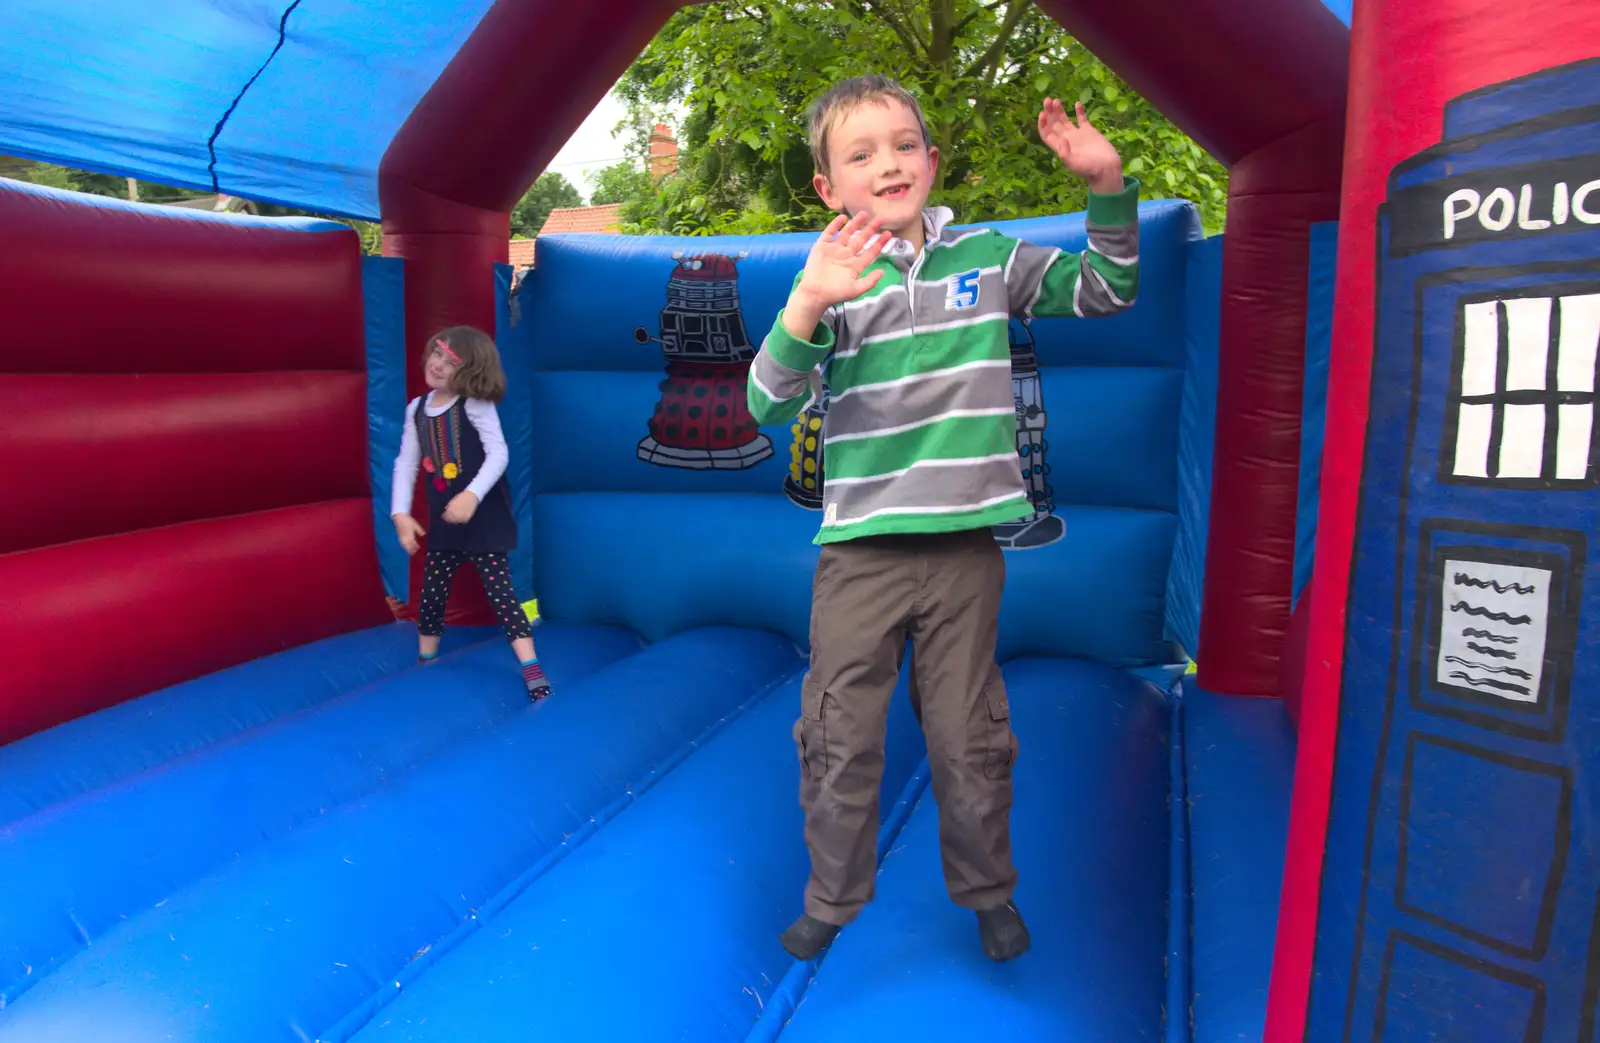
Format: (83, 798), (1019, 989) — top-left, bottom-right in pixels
(521, 659), (550, 701)
(418, 649), (439, 665)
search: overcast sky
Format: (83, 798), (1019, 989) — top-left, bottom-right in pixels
(544, 90), (636, 202)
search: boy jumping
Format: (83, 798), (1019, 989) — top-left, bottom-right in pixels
(747, 75), (1140, 963)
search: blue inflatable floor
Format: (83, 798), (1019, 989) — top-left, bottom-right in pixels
(0, 627), (1184, 1042)
(775, 659), (1173, 1042)
(1181, 680), (1297, 1043)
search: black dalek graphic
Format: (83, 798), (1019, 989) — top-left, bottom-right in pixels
(635, 252), (774, 470)
(784, 366), (828, 509)
(992, 316), (1065, 550)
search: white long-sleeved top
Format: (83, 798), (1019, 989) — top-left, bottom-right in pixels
(391, 393), (509, 517)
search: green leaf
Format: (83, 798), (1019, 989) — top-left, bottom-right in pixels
(614, 0), (1229, 232)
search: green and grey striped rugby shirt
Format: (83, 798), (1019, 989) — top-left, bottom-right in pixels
(748, 177), (1141, 544)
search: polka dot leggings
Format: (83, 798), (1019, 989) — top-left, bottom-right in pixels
(417, 551), (532, 642)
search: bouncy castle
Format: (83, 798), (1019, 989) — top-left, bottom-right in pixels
(0, 1), (1597, 1040)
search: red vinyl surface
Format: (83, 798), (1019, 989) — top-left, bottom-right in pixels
(0, 179), (382, 743)
(1034, 0), (1349, 169)
(0, 187), (364, 375)
(1038, 0), (1350, 695)
(1197, 121), (1346, 695)
(0, 501), (388, 746)
(0, 372), (368, 555)
(1264, 2), (1600, 1037)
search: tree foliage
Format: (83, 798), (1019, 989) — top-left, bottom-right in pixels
(510, 172), (584, 238)
(614, 0), (1227, 236)
(588, 161), (655, 207)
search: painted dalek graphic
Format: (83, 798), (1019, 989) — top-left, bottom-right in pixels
(784, 367), (828, 509)
(1314, 59), (1600, 1043)
(635, 252), (774, 470)
(992, 316), (1065, 550)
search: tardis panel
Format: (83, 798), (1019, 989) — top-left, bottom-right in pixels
(1377, 932), (1545, 1042)
(1410, 519), (1584, 740)
(1396, 733), (1572, 957)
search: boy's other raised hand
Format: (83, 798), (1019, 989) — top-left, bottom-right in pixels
(1039, 99), (1124, 195)
(793, 211), (889, 315)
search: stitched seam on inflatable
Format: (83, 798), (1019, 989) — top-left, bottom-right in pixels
(206, 0), (303, 193)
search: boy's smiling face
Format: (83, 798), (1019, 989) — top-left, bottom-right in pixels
(813, 97), (939, 248)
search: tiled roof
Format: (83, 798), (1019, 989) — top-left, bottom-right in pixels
(508, 238), (537, 268)
(537, 202), (624, 235)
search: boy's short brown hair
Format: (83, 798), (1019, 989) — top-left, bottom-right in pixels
(806, 74), (932, 177)
(433, 325), (507, 403)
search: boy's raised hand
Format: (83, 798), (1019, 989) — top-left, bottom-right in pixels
(793, 211), (888, 314)
(1039, 99), (1124, 195)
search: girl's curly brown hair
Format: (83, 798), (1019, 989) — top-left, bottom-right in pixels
(433, 325), (507, 403)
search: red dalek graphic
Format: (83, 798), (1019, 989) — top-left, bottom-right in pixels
(635, 252), (774, 470)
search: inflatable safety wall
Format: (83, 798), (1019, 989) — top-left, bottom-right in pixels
(0, 179), (389, 745)
(511, 199), (1204, 666)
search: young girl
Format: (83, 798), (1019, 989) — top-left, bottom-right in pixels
(390, 326), (550, 700)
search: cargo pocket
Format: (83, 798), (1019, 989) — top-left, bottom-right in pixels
(982, 682), (1018, 781)
(795, 675), (829, 780)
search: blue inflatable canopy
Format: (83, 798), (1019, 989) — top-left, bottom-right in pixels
(0, 0), (1348, 220)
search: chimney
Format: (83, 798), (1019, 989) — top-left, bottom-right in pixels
(649, 123), (679, 180)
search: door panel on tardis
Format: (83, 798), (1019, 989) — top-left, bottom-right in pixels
(1308, 59), (1600, 1043)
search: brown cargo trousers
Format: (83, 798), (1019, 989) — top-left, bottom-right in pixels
(795, 527), (1019, 927)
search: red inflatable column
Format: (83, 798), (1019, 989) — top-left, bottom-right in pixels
(1032, 0), (1349, 696)
(378, 0), (680, 626)
(381, 213), (508, 628)
(1265, 2), (1600, 1037)
(1196, 118), (1344, 695)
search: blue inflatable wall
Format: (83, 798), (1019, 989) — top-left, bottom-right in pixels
(1167, 233), (1224, 660)
(512, 200), (1202, 666)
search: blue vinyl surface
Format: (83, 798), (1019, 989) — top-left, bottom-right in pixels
(363, 255), (409, 601)
(345, 662), (926, 1041)
(534, 492), (1176, 666)
(1167, 234), (1223, 659)
(776, 658), (1173, 1042)
(1181, 680), (1297, 1042)
(0, 627), (800, 1042)
(495, 263), (538, 602)
(1294, 220), (1338, 605)
(0, 622), (641, 1007)
(1310, 63), (1600, 1041)
(0, 623), (485, 826)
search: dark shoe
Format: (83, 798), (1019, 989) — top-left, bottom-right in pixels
(976, 900), (1031, 962)
(528, 684), (551, 702)
(780, 914), (840, 960)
